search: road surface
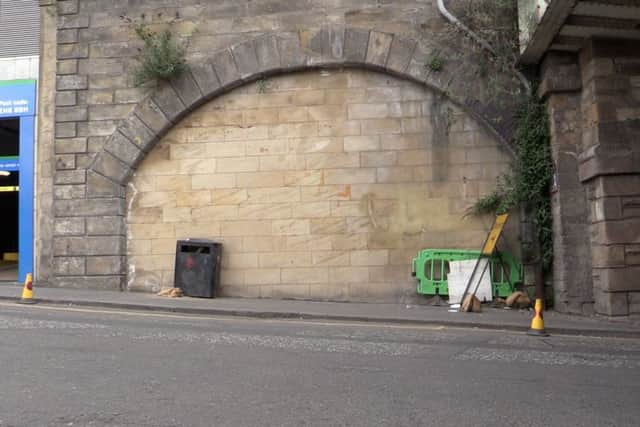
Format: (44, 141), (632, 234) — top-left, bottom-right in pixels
(0, 303), (639, 426)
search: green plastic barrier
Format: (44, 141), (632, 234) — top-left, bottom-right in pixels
(411, 249), (522, 298)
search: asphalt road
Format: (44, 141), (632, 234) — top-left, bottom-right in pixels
(0, 303), (639, 427)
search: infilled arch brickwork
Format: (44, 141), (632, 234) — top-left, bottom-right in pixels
(125, 68), (515, 300)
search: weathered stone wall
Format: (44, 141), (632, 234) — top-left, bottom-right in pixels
(578, 40), (640, 316)
(36, 0), (57, 284)
(541, 40), (640, 316)
(43, 0), (522, 298)
(540, 53), (594, 315)
(127, 69), (513, 301)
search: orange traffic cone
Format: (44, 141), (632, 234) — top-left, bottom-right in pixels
(527, 298), (548, 336)
(18, 273), (36, 304)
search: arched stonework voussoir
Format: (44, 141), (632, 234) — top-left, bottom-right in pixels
(88, 26), (520, 188)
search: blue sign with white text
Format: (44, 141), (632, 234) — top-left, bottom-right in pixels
(0, 157), (20, 171)
(0, 79), (37, 282)
(0, 80), (36, 118)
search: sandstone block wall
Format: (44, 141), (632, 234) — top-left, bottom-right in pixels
(579, 40), (640, 316)
(127, 69), (514, 301)
(41, 0), (522, 301)
(540, 53), (594, 315)
(541, 40), (640, 316)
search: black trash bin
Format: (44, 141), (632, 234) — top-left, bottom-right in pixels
(174, 239), (222, 298)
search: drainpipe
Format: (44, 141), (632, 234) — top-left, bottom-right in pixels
(436, 0), (532, 95)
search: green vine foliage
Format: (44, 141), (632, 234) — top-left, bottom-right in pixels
(438, 1), (554, 272)
(133, 24), (187, 86)
(470, 96), (554, 270)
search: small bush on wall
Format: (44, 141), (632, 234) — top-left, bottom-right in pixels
(132, 23), (187, 86)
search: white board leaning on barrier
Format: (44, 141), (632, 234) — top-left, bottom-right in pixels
(447, 259), (493, 305)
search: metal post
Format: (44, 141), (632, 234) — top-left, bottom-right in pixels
(535, 261), (545, 303)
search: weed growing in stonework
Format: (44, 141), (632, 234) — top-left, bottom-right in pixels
(427, 54), (444, 72)
(132, 23), (187, 86)
(256, 78), (269, 93)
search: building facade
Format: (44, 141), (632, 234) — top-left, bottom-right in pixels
(519, 0), (640, 316)
(0, 0), (40, 283)
(35, 0), (526, 303)
(34, 1), (640, 315)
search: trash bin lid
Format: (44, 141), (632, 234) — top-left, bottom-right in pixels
(178, 238), (220, 245)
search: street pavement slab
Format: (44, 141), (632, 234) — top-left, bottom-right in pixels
(0, 283), (638, 338)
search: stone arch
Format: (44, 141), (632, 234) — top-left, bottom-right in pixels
(73, 27), (521, 291)
(88, 27), (519, 193)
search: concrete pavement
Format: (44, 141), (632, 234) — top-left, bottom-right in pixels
(0, 283), (638, 338)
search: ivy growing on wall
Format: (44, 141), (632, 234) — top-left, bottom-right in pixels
(437, 0), (555, 272)
(469, 96), (554, 271)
